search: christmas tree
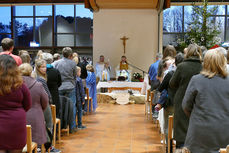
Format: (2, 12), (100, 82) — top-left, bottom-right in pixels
(182, 0), (221, 49)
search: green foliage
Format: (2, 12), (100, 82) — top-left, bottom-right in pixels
(131, 72), (143, 82)
(182, 0), (221, 49)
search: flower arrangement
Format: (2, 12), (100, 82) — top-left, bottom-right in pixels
(132, 72), (143, 82)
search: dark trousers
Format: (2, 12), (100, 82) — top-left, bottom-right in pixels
(76, 101), (83, 127)
(150, 80), (160, 91)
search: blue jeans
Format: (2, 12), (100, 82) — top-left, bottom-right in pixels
(76, 101), (82, 127)
(59, 88), (76, 130)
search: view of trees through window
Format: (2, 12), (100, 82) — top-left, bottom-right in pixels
(0, 4), (93, 47)
(163, 5), (229, 47)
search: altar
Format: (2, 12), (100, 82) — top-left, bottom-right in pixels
(97, 81), (144, 94)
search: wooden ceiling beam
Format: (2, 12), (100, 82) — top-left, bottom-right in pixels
(92, 0), (159, 9)
(0, 0), (84, 3)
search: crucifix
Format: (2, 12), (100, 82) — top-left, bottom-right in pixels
(120, 36), (129, 54)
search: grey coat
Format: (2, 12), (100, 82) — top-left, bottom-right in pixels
(52, 57), (77, 90)
(23, 76), (48, 145)
(169, 58), (202, 144)
(182, 74), (229, 153)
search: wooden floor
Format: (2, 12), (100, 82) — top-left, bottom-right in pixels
(56, 103), (163, 153)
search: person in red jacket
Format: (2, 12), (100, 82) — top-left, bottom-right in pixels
(0, 54), (32, 153)
(0, 38), (22, 66)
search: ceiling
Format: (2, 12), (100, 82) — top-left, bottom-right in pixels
(94, 0), (159, 9)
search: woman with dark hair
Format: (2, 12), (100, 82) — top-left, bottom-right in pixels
(0, 54), (32, 153)
(170, 44), (202, 148)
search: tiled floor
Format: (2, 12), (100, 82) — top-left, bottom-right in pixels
(56, 103), (163, 153)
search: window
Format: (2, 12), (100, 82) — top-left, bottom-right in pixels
(226, 17), (229, 41)
(0, 7), (11, 42)
(55, 4), (93, 47)
(76, 4), (93, 47)
(0, 4), (93, 48)
(14, 18), (33, 47)
(36, 5), (52, 16)
(163, 5), (229, 46)
(163, 6), (183, 33)
(15, 6), (33, 16)
(35, 17), (52, 46)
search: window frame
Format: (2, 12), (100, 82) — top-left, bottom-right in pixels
(163, 5), (229, 46)
(0, 3), (93, 50)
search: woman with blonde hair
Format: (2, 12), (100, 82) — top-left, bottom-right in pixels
(33, 59), (54, 151)
(19, 63), (48, 147)
(182, 50), (229, 153)
(72, 52), (79, 64)
(0, 55), (32, 153)
(170, 43), (202, 148)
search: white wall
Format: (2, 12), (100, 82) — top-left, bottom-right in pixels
(93, 9), (159, 78)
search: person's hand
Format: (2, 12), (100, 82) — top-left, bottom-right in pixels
(82, 102), (85, 105)
(155, 104), (162, 111)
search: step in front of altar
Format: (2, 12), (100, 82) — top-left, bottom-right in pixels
(97, 93), (145, 104)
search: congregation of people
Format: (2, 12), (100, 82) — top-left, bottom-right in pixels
(0, 38), (98, 153)
(148, 44), (229, 153)
(1, 35), (229, 153)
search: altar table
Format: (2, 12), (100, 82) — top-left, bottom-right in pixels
(97, 81), (144, 93)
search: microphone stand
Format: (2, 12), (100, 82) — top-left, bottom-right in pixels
(127, 62), (148, 77)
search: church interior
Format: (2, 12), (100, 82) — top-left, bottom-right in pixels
(0, 0), (229, 153)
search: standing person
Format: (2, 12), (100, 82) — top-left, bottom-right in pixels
(42, 53), (62, 118)
(148, 53), (162, 90)
(155, 53), (184, 153)
(95, 55), (111, 81)
(0, 55), (32, 153)
(52, 47), (77, 132)
(86, 65), (97, 112)
(19, 63), (48, 147)
(169, 44), (202, 149)
(53, 53), (61, 62)
(119, 55), (128, 71)
(75, 66), (86, 129)
(157, 45), (177, 83)
(33, 59), (61, 153)
(0, 38), (22, 66)
(78, 57), (88, 88)
(182, 50), (229, 153)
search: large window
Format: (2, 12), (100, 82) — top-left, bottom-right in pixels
(0, 7), (11, 42)
(163, 5), (229, 46)
(0, 4), (93, 48)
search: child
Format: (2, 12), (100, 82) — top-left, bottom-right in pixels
(75, 66), (86, 129)
(86, 65), (97, 112)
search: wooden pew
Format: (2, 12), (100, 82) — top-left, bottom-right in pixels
(50, 105), (61, 147)
(85, 88), (93, 114)
(168, 115), (176, 153)
(145, 89), (151, 115)
(22, 125), (38, 153)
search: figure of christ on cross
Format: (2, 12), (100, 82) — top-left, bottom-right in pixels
(120, 36), (129, 54)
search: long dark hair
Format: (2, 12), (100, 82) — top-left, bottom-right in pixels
(0, 54), (23, 95)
